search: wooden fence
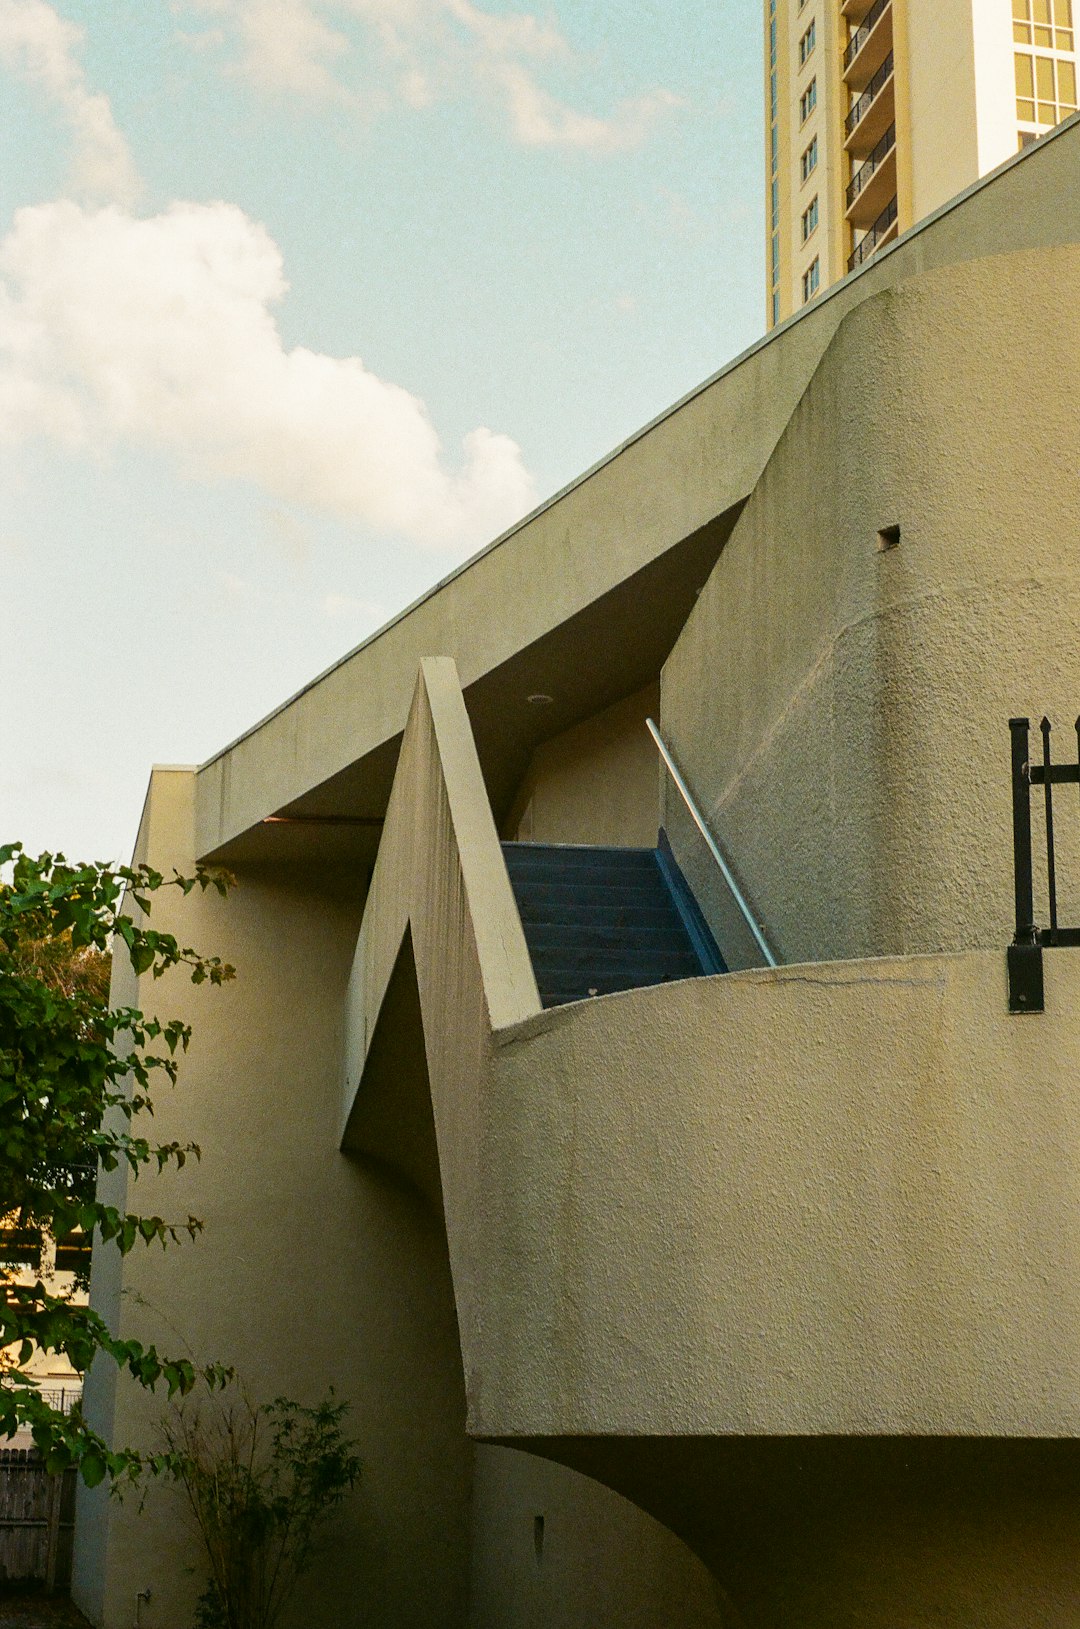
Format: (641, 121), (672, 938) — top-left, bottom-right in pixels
(0, 1449), (77, 1588)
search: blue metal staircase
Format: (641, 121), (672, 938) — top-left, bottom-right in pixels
(502, 837), (725, 1009)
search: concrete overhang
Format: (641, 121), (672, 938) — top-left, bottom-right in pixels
(193, 116), (1080, 871)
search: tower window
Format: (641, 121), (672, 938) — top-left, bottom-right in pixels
(1013, 0), (1074, 51)
(800, 135), (819, 182)
(801, 195), (819, 241)
(1015, 47), (1078, 126)
(800, 77), (818, 122)
(799, 19), (817, 64)
(802, 258), (820, 302)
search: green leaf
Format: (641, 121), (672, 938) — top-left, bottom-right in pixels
(82, 1450), (107, 1488)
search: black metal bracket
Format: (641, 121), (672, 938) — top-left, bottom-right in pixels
(1007, 941), (1044, 1014)
(1007, 714), (1080, 1013)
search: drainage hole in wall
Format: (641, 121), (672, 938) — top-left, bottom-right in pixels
(877, 523), (901, 551)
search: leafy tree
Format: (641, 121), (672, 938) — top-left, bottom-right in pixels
(162, 1387), (362, 1629)
(1, 843), (234, 1486)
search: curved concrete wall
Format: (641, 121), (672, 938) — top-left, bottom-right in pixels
(662, 247), (1080, 965)
(467, 1446), (732, 1629)
(475, 949), (1080, 1442)
(472, 949), (1080, 1622)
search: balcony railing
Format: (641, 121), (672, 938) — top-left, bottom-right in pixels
(847, 193), (898, 269)
(845, 48), (894, 135)
(846, 122), (896, 209)
(1008, 715), (1080, 1012)
(843, 0), (890, 70)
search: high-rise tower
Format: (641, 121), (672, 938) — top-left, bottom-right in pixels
(766, 0), (1078, 325)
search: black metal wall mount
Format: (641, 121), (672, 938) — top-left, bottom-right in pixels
(1008, 715), (1080, 1013)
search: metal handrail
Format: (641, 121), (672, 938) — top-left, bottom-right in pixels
(846, 122), (895, 208)
(646, 718), (778, 968)
(843, 0), (890, 70)
(845, 48), (894, 135)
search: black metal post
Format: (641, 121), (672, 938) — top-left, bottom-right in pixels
(1008, 716), (1043, 1012)
(1010, 717), (1035, 942)
(1041, 717), (1058, 937)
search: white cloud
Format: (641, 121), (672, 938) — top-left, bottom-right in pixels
(493, 64), (680, 153)
(0, 0), (140, 204)
(180, 0), (679, 154)
(231, 0), (353, 99)
(0, 199), (536, 548)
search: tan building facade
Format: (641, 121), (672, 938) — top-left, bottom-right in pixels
(767, 0), (1078, 324)
(74, 123), (1080, 1628)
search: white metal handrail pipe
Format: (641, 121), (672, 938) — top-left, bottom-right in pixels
(646, 717), (778, 968)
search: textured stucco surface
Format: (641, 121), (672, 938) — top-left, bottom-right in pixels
(343, 657), (541, 1402)
(662, 245), (1080, 968)
(504, 684), (661, 847)
(73, 773), (475, 1629)
(467, 1446), (730, 1629)
(535, 1434), (1080, 1629)
(473, 948), (1080, 1440)
(341, 662), (732, 1628)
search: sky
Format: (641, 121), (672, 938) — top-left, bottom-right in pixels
(0, 0), (764, 866)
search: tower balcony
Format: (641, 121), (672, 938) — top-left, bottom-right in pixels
(844, 49), (895, 157)
(846, 122), (897, 228)
(843, 0), (893, 93)
(847, 193), (899, 270)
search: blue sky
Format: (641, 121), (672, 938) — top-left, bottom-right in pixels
(1, 0), (763, 864)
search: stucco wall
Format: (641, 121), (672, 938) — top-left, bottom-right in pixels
(467, 946), (1080, 1624)
(468, 1446), (731, 1629)
(504, 684), (660, 847)
(81, 715), (726, 1629)
(475, 948), (1080, 1441)
(340, 663), (733, 1628)
(661, 246), (1080, 967)
(73, 771), (475, 1629)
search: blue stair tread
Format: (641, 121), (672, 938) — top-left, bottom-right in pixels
(522, 923), (693, 956)
(503, 842), (657, 865)
(505, 863), (664, 891)
(509, 879), (673, 909)
(529, 946), (701, 975)
(516, 901), (683, 931)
